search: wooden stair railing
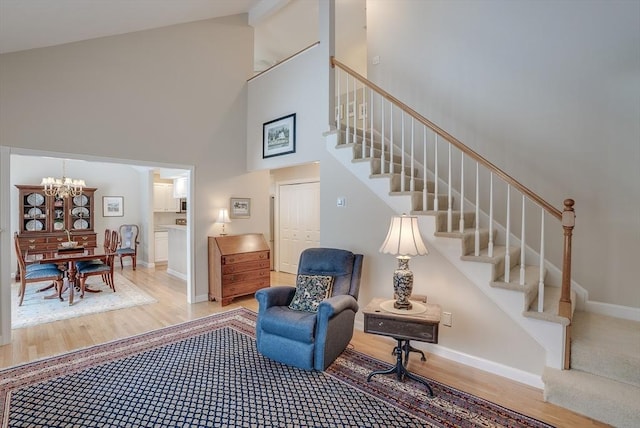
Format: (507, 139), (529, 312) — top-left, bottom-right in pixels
(331, 57), (576, 369)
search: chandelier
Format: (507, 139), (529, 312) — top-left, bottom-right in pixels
(41, 160), (86, 198)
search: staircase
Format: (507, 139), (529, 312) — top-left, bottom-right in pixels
(328, 58), (640, 427)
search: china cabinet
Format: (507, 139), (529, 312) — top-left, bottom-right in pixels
(15, 185), (98, 257)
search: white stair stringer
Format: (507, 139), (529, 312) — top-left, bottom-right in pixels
(326, 130), (566, 370)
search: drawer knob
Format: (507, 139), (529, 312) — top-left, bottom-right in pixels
(29, 245), (36, 250)
(29, 239), (35, 243)
(378, 322), (384, 327)
(57, 237), (63, 241)
(81, 236), (88, 241)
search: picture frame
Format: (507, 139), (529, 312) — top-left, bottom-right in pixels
(358, 102), (368, 119)
(230, 197), (251, 219)
(102, 196), (124, 217)
(347, 101), (356, 118)
(263, 113), (296, 158)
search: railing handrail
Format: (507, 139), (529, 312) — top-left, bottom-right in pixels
(248, 42), (321, 82)
(331, 57), (563, 220)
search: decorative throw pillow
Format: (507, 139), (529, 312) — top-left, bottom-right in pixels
(288, 274), (334, 313)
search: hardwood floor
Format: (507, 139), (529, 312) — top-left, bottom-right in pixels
(2, 267), (607, 427)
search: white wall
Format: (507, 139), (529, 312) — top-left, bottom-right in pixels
(0, 15), (270, 305)
(365, 0), (640, 308)
(247, 44), (329, 171)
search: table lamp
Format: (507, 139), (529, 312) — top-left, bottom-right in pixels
(215, 208), (231, 236)
(379, 214), (428, 310)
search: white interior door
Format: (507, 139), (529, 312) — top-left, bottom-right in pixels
(278, 181), (320, 274)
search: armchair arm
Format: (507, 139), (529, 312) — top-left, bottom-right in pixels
(316, 294), (359, 320)
(255, 286), (296, 311)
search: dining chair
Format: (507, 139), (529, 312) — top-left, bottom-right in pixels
(75, 229), (111, 271)
(77, 230), (119, 296)
(13, 233), (65, 306)
(117, 224), (139, 270)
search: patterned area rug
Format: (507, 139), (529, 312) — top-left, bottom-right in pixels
(11, 272), (157, 329)
(0, 308), (554, 427)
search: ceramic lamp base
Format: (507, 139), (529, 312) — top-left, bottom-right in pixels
(393, 256), (413, 310)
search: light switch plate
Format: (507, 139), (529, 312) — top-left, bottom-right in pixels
(337, 197), (346, 207)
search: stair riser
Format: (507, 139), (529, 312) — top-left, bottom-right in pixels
(434, 211), (476, 233)
(410, 193), (448, 212)
(492, 247), (521, 281)
(370, 159), (418, 176)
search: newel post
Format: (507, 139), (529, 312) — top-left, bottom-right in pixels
(559, 199), (575, 369)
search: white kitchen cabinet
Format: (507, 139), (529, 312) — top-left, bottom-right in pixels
(153, 183), (179, 212)
(154, 231), (168, 262)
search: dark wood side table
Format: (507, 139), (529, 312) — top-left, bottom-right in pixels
(363, 297), (441, 396)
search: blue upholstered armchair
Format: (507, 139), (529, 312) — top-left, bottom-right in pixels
(255, 248), (364, 371)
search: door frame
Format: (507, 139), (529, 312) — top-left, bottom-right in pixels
(0, 146), (195, 343)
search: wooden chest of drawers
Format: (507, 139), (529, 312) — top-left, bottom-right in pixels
(208, 234), (270, 306)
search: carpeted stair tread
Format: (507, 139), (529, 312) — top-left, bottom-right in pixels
(543, 367), (640, 428)
(522, 286), (573, 326)
(571, 311), (640, 388)
(460, 245), (510, 264)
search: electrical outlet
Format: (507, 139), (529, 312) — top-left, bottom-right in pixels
(442, 311), (452, 327)
(336, 197), (346, 207)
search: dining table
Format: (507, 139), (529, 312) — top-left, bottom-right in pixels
(24, 246), (111, 305)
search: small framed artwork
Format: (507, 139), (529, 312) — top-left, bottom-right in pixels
(347, 101), (356, 118)
(358, 102), (367, 119)
(103, 196), (124, 217)
(263, 113), (296, 158)
(230, 197), (251, 219)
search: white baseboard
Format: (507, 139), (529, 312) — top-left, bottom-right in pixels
(584, 300), (640, 322)
(166, 268), (187, 281)
(353, 319), (543, 389)
(194, 294), (209, 303)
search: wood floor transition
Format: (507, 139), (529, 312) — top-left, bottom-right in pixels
(1, 267), (608, 428)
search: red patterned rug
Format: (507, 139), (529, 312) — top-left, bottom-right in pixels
(1, 308), (554, 427)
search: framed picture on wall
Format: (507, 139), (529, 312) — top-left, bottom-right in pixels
(263, 113), (296, 158)
(103, 196), (124, 217)
(230, 197), (251, 219)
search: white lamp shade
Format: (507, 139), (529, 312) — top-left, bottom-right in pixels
(216, 208), (231, 224)
(379, 214), (428, 256)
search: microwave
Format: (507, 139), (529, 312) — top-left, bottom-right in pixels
(179, 198), (187, 213)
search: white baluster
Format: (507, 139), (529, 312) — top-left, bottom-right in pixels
(389, 104), (394, 174)
(505, 185), (511, 283)
(520, 195), (526, 285)
(345, 72), (350, 144)
(475, 163), (480, 256)
(380, 98), (385, 174)
(447, 143), (453, 233)
(400, 111), (405, 192)
(488, 173), (494, 257)
(538, 209), (545, 312)
(361, 82), (365, 158)
(336, 68), (341, 133)
(410, 117), (415, 192)
(352, 75), (357, 146)
(434, 134), (439, 211)
(459, 153), (465, 233)
(369, 88), (374, 158)
(423, 125), (428, 211)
